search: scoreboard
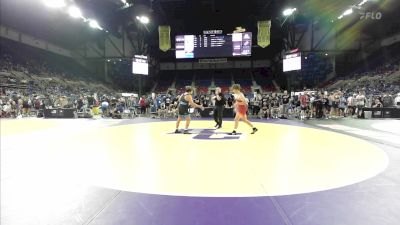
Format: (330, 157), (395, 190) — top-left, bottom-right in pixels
(132, 55), (148, 75)
(283, 52), (302, 72)
(175, 32), (252, 59)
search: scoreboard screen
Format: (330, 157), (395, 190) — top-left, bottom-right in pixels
(283, 52), (302, 72)
(132, 55), (148, 75)
(175, 32), (252, 59)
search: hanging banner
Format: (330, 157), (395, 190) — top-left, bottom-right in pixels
(159, 26), (171, 52)
(257, 20), (271, 48)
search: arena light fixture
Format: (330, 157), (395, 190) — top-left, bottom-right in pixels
(358, 0), (368, 6)
(121, 0), (130, 5)
(140, 16), (150, 24)
(43, 0), (66, 8)
(337, 8), (353, 20)
(68, 6), (82, 19)
(121, 0), (131, 8)
(343, 8), (353, 16)
(335, 0), (370, 21)
(89, 20), (103, 30)
(136, 15), (150, 24)
(283, 8), (297, 16)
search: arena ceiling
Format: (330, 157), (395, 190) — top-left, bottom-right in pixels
(1, 0), (399, 50)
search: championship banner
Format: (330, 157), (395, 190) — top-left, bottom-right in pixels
(257, 20), (271, 48)
(159, 26), (171, 52)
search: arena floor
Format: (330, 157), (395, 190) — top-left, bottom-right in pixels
(1, 117), (399, 225)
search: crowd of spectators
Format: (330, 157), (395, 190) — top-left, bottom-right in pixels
(147, 57), (400, 120)
(0, 49), (119, 118)
(1, 38), (399, 120)
(2, 67), (399, 120)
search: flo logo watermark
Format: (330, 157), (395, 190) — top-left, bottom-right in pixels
(360, 12), (382, 20)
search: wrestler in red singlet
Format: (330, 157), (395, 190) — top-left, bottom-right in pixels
(236, 98), (248, 116)
(230, 84), (258, 135)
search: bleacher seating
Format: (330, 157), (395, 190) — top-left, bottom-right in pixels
(176, 79), (192, 87)
(231, 70), (253, 94)
(0, 38), (113, 94)
(156, 71), (174, 93)
(212, 71), (231, 94)
(323, 43), (400, 91)
(252, 68), (276, 92)
(154, 68), (281, 95)
(299, 53), (333, 87)
(214, 79), (231, 93)
(195, 71), (212, 94)
(220, 86), (230, 94)
(156, 80), (171, 93)
(233, 77), (252, 94)
(196, 79), (211, 94)
(242, 86), (252, 94)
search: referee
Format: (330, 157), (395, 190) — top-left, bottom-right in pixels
(213, 87), (226, 129)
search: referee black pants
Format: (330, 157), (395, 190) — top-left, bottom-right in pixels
(213, 105), (224, 126)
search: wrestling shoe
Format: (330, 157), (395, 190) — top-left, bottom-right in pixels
(251, 127), (258, 134)
(183, 130), (190, 134)
(229, 130), (237, 135)
(174, 129), (180, 134)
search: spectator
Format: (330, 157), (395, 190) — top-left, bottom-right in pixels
(139, 96), (146, 115)
(299, 92), (309, 120)
(382, 93), (393, 107)
(394, 93), (400, 107)
(372, 98), (383, 108)
(281, 90), (290, 119)
(356, 91), (366, 117)
(101, 99), (109, 117)
(347, 94), (356, 116)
